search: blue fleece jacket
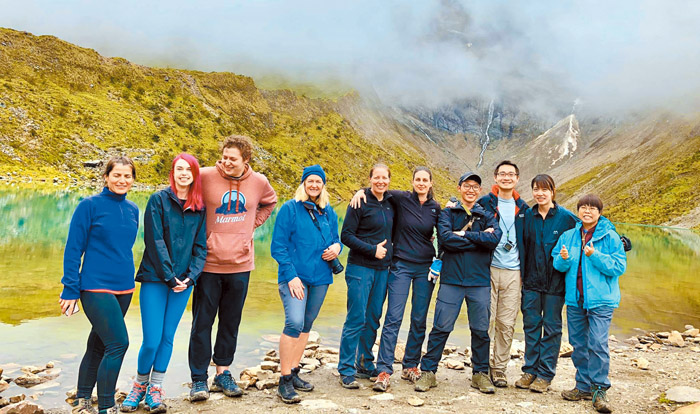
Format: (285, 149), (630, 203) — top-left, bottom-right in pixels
(552, 216), (627, 309)
(61, 187), (140, 300)
(271, 200), (342, 285)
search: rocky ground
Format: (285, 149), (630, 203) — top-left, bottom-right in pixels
(2, 327), (700, 414)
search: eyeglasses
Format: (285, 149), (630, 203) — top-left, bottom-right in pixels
(461, 184), (481, 191)
(578, 206), (599, 212)
(497, 172), (518, 178)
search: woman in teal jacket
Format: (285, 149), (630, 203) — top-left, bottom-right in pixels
(552, 194), (626, 414)
(271, 164), (342, 404)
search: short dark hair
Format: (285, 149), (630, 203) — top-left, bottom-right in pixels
(104, 156), (136, 180)
(531, 174), (556, 200)
(221, 135), (253, 161)
(494, 160), (519, 177)
(577, 194), (604, 212)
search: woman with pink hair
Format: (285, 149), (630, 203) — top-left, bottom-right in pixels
(121, 153), (207, 414)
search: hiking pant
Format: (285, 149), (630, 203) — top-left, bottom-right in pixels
(567, 305), (614, 391)
(489, 266), (521, 372)
(278, 281), (329, 338)
(521, 288), (564, 381)
(420, 284), (490, 373)
(188, 271), (250, 382)
(376, 260), (435, 374)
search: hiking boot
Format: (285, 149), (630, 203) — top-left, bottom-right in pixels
(291, 367), (314, 392)
(471, 372), (496, 394)
(490, 370), (508, 388)
(372, 372), (391, 392)
(401, 367), (421, 383)
(414, 371), (437, 392)
(592, 387), (613, 413)
(145, 385), (167, 413)
(120, 381), (148, 412)
(529, 377), (551, 393)
(72, 398), (98, 414)
(515, 372), (536, 389)
(211, 370), (242, 397)
(356, 367), (379, 380)
(340, 375), (360, 389)
(189, 380), (209, 402)
(561, 387), (593, 401)
(277, 375), (301, 404)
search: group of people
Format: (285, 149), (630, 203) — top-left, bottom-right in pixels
(59, 135), (627, 414)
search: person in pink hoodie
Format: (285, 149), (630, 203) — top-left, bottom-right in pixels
(188, 135), (277, 401)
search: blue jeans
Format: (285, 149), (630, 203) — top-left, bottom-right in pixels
(567, 305), (614, 391)
(137, 282), (193, 375)
(77, 291), (132, 410)
(420, 284), (491, 373)
(521, 288), (565, 381)
(278, 281), (329, 338)
(376, 260), (434, 374)
(338, 263), (389, 377)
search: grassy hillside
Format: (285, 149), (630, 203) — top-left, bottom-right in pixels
(0, 28), (454, 200)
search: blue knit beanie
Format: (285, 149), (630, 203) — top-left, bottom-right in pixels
(301, 164), (326, 184)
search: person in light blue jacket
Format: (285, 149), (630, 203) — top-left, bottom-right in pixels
(271, 164), (342, 404)
(552, 194), (626, 414)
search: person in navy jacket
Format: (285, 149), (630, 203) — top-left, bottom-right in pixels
(59, 156), (139, 414)
(338, 164), (394, 389)
(515, 174), (578, 393)
(271, 165), (341, 403)
(415, 172), (501, 394)
(121, 153), (207, 414)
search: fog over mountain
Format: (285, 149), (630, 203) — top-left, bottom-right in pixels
(1, 0), (698, 116)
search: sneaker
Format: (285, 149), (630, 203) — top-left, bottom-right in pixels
(372, 372), (391, 392)
(401, 367), (421, 383)
(529, 377), (551, 393)
(514, 372), (536, 389)
(561, 387), (593, 401)
(471, 372), (496, 394)
(211, 370), (243, 397)
(291, 367), (314, 392)
(414, 371), (437, 392)
(592, 386), (613, 413)
(356, 367), (379, 380)
(490, 370), (508, 388)
(98, 408), (119, 414)
(277, 375), (301, 404)
(145, 385), (167, 413)
(120, 381), (148, 412)
(189, 380), (210, 402)
(72, 398), (98, 414)
(340, 375), (360, 389)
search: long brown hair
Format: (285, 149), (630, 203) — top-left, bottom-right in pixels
(413, 166), (434, 199)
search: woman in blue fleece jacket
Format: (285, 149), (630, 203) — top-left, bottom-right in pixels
(59, 156), (139, 414)
(271, 164), (341, 404)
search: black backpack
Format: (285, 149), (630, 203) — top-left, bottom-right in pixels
(620, 235), (632, 252)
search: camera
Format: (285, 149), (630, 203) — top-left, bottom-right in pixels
(503, 240), (515, 252)
(329, 257), (344, 274)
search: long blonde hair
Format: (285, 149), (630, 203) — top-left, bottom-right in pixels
(294, 181), (330, 209)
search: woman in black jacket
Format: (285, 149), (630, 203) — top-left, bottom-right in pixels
(121, 153), (207, 414)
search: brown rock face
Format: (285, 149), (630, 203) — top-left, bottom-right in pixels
(0, 400), (44, 414)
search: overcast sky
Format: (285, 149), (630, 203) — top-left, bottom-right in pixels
(1, 0), (698, 115)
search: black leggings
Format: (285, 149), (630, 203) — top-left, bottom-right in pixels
(77, 291), (132, 410)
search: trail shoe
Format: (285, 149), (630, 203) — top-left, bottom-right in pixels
(145, 384), (167, 413)
(414, 371), (437, 392)
(291, 367), (314, 392)
(340, 375), (360, 389)
(189, 380), (210, 402)
(277, 375), (301, 404)
(120, 381), (148, 412)
(471, 372), (496, 394)
(211, 370), (243, 397)
(515, 373), (537, 389)
(72, 398), (98, 414)
(373, 372), (391, 392)
(98, 407), (119, 414)
(592, 386), (613, 413)
(490, 370), (508, 388)
(529, 377), (551, 393)
(401, 367), (421, 383)
(561, 387), (593, 401)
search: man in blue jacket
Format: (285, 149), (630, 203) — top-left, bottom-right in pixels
(415, 172), (502, 394)
(477, 161), (528, 388)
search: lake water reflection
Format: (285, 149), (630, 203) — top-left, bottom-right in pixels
(1, 189), (699, 407)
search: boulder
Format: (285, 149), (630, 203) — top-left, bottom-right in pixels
(0, 381), (8, 393)
(265, 349), (277, 357)
(443, 345), (458, 355)
(624, 336), (640, 345)
(316, 347), (339, 355)
(369, 393), (394, 401)
(632, 357), (649, 370)
(0, 400), (9, 409)
(299, 399), (340, 410)
(666, 386), (700, 403)
(7, 396), (23, 405)
(668, 331), (686, 347)
(394, 343), (406, 363)
(18, 368), (42, 376)
(685, 325), (695, 331)
(308, 331), (321, 344)
(650, 343), (663, 351)
(683, 329), (700, 338)
(305, 343), (320, 350)
(673, 401), (700, 413)
(43, 363), (54, 370)
(260, 361), (279, 372)
(300, 358), (320, 368)
(13, 375), (46, 388)
(263, 355), (280, 363)
(255, 373), (280, 390)
(559, 342), (574, 357)
(443, 359), (465, 370)
(0, 401), (44, 414)
(657, 332), (671, 339)
(407, 396), (424, 407)
(303, 349), (316, 358)
(237, 380), (251, 390)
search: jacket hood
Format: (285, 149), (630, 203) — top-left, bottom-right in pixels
(215, 160), (252, 181)
(448, 200), (487, 216)
(573, 215), (617, 242)
(489, 184), (522, 200)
